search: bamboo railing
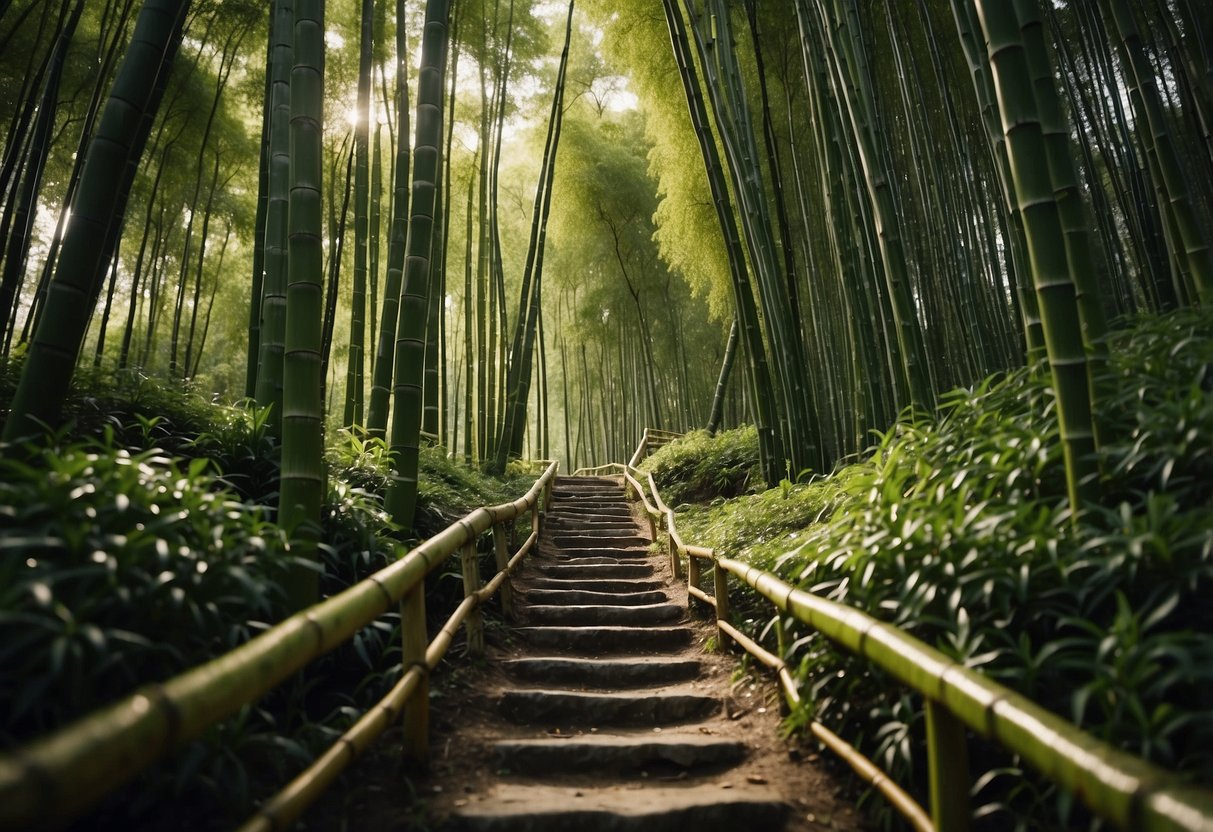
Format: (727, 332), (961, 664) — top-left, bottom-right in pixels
(0, 461), (558, 832)
(598, 432), (1213, 832)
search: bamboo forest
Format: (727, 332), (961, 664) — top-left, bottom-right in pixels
(2, 0), (1213, 829)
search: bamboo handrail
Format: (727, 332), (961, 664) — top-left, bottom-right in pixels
(0, 461), (559, 832)
(620, 434), (1213, 832)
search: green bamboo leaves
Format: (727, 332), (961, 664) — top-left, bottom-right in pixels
(3, 0), (191, 442)
(278, 0), (326, 608)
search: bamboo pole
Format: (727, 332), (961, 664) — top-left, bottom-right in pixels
(926, 699), (971, 832)
(460, 540), (485, 657)
(492, 522), (515, 620)
(400, 581), (429, 767)
(712, 563), (731, 648)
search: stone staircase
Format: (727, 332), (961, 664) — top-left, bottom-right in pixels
(424, 475), (860, 832)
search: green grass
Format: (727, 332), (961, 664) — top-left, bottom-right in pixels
(654, 308), (1213, 829)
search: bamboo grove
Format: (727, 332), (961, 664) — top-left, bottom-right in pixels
(2, 0), (1212, 578)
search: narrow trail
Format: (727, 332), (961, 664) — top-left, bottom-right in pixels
(415, 475), (865, 831)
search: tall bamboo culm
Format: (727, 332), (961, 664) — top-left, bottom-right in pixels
(278, 0), (326, 609)
(385, 0), (450, 528)
(3, 0), (191, 442)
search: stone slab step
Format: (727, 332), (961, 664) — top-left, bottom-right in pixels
(551, 512), (635, 524)
(554, 547), (651, 561)
(553, 487), (623, 497)
(553, 535), (650, 549)
(445, 783), (788, 832)
(497, 688), (719, 726)
(555, 491), (628, 501)
(527, 602), (683, 627)
(547, 519), (640, 533)
(501, 656), (700, 688)
(525, 577), (666, 594)
(514, 625), (693, 653)
(491, 735), (746, 774)
(536, 563), (654, 580)
(544, 555), (650, 567)
(523, 588), (670, 607)
(553, 487), (626, 498)
(552, 504), (633, 517)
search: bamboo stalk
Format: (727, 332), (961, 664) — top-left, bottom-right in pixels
(808, 721), (934, 832)
(687, 584), (715, 609)
(460, 540), (485, 657)
(712, 563), (730, 647)
(926, 699), (971, 832)
(399, 581), (429, 767)
(492, 522), (515, 620)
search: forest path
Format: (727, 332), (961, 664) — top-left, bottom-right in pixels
(414, 475), (865, 832)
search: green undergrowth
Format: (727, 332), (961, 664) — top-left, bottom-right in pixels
(638, 424), (762, 503)
(654, 308), (1213, 830)
(0, 364), (538, 829)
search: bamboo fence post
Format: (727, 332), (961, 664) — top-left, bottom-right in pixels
(668, 525), (682, 580)
(400, 583), (428, 766)
(492, 521), (515, 620)
(926, 698), (971, 832)
(461, 540), (485, 656)
(687, 555), (702, 606)
(775, 615), (790, 715)
(713, 561), (731, 647)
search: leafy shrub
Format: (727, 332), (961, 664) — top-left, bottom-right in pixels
(191, 403), (281, 505)
(0, 429), (292, 746)
(671, 308), (1213, 829)
(639, 426), (762, 504)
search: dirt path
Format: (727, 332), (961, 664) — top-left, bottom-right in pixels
(303, 475), (866, 830)
(419, 475), (866, 831)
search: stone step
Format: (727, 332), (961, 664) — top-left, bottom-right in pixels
(497, 687), (719, 726)
(543, 555), (650, 567)
(556, 475), (619, 486)
(553, 535), (650, 549)
(554, 485), (626, 496)
(501, 656), (701, 688)
(553, 502), (633, 515)
(445, 783), (788, 832)
(557, 492), (630, 504)
(536, 563), (654, 580)
(547, 519), (639, 533)
(491, 734), (746, 774)
(523, 588), (670, 607)
(527, 602), (683, 627)
(514, 625), (693, 653)
(555, 547), (651, 561)
(526, 577), (666, 594)
(552, 511), (635, 523)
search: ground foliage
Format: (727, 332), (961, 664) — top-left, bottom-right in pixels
(662, 309), (1213, 830)
(639, 425), (764, 503)
(0, 365), (534, 828)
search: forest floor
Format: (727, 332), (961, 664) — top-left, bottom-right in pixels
(299, 488), (868, 831)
